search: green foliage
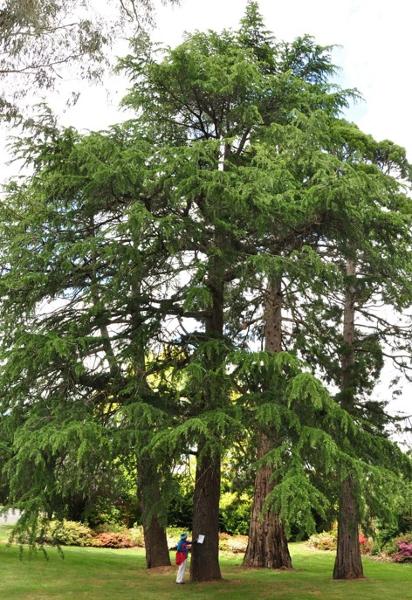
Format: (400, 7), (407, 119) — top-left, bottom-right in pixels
(166, 482), (193, 530)
(219, 492), (251, 535)
(266, 466), (330, 538)
(40, 520), (95, 547)
(0, 1), (180, 119)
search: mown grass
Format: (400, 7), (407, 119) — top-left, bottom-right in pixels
(0, 526), (411, 599)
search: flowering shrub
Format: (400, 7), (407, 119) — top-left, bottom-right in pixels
(33, 521), (138, 548)
(384, 533), (412, 562)
(393, 542), (412, 563)
(308, 528), (373, 554)
(359, 532), (373, 555)
(92, 532), (133, 548)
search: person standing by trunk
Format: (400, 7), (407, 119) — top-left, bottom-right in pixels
(175, 533), (193, 584)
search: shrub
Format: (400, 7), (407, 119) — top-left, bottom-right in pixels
(384, 532), (412, 562)
(308, 530), (337, 551)
(42, 521), (94, 547)
(308, 526), (373, 554)
(166, 527), (191, 548)
(359, 532), (374, 555)
(92, 532), (133, 548)
(227, 535), (248, 554)
(94, 523), (127, 534)
(217, 532), (248, 553)
(393, 542), (412, 563)
(218, 532), (231, 552)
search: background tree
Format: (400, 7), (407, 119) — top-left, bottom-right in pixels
(284, 118), (412, 578)
(0, 118), (180, 567)
(231, 2), (352, 569)
(0, 0), (179, 119)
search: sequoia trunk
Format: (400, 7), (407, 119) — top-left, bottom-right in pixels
(333, 475), (363, 579)
(333, 259), (363, 580)
(244, 433), (292, 568)
(244, 277), (292, 569)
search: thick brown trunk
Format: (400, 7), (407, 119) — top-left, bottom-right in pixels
(333, 475), (364, 579)
(333, 259), (363, 580)
(190, 446), (222, 581)
(138, 458), (171, 569)
(190, 246), (224, 582)
(244, 278), (292, 569)
(143, 514), (171, 569)
(243, 434), (292, 568)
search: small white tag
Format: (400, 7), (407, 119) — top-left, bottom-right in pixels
(197, 534), (205, 544)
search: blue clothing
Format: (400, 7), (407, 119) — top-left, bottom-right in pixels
(176, 539), (191, 557)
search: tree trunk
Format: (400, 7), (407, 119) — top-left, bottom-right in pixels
(138, 457), (171, 569)
(190, 237), (224, 582)
(143, 514), (171, 569)
(333, 475), (363, 579)
(190, 445), (222, 581)
(244, 277), (292, 569)
(66, 494), (86, 522)
(244, 433), (292, 568)
(333, 259), (363, 580)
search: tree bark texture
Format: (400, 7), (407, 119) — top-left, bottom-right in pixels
(333, 259), (364, 580)
(333, 475), (364, 579)
(138, 458), (171, 569)
(243, 433), (292, 568)
(244, 277), (292, 569)
(190, 244), (224, 582)
(190, 446), (222, 581)
(143, 514), (171, 569)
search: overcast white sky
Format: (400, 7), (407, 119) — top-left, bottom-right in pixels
(1, 0), (411, 437)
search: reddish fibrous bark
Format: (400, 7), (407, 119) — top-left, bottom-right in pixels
(243, 277), (292, 569)
(333, 475), (363, 579)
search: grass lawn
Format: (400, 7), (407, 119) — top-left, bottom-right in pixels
(0, 526), (411, 599)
